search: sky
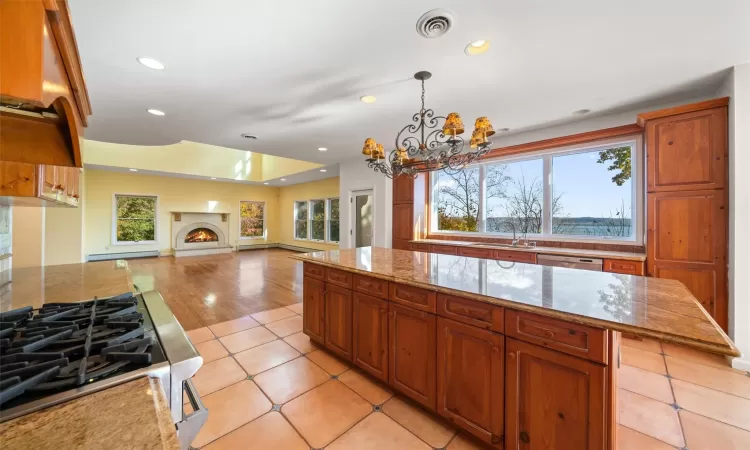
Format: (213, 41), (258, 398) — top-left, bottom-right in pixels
(437, 147), (633, 219)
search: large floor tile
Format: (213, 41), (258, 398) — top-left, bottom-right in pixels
(234, 340), (300, 375)
(283, 332), (320, 354)
(622, 337), (662, 354)
(250, 307), (298, 324)
(306, 349), (350, 375)
(194, 339), (229, 364)
(219, 327), (277, 353)
(208, 316), (260, 338)
(338, 369), (393, 405)
(618, 425), (676, 450)
(265, 315), (303, 337)
(286, 303), (304, 315)
(622, 346), (667, 374)
(446, 433), (488, 450)
(186, 327), (215, 344)
(619, 365), (674, 404)
(382, 396), (457, 448)
(191, 380), (272, 447)
(672, 379), (750, 431)
(253, 357), (330, 404)
(202, 412), (308, 450)
(282, 380), (372, 448)
(327, 412), (431, 450)
(680, 410), (750, 450)
(666, 356), (750, 399)
(191, 357), (247, 398)
(662, 343), (734, 370)
(618, 389), (684, 448)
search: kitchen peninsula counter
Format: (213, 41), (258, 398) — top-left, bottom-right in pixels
(0, 377), (179, 450)
(0, 260), (134, 311)
(291, 247), (736, 357)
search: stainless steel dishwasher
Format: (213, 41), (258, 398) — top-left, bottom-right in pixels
(537, 254), (603, 271)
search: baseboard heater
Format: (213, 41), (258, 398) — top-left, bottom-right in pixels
(87, 250), (160, 262)
(237, 243), (320, 253)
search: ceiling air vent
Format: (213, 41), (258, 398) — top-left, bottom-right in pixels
(416, 9), (456, 39)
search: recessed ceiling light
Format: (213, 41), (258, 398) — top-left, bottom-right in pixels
(360, 95), (377, 104)
(465, 40), (490, 56)
(263, 182), (269, 185)
(210, 177), (216, 180)
(280, 178), (286, 181)
(572, 109), (591, 116)
(147, 109), (165, 116)
(136, 57), (166, 70)
(318, 147), (327, 152)
(320, 169), (327, 172)
(129, 168), (138, 172)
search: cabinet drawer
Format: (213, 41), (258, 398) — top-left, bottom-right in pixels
(494, 250), (537, 264)
(437, 293), (504, 333)
(353, 274), (389, 300)
(326, 267), (353, 289)
(431, 244), (458, 255)
(303, 263), (325, 280)
(457, 247), (493, 259)
(603, 259), (644, 276)
(390, 283), (436, 313)
(505, 310), (607, 364)
(411, 243), (431, 252)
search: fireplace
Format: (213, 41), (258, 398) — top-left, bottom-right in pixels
(171, 212), (232, 257)
(185, 228), (219, 243)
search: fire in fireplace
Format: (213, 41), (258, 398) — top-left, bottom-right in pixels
(185, 228), (219, 243)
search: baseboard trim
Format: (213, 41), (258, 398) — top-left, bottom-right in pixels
(87, 250), (160, 262)
(237, 243), (278, 251)
(276, 243), (324, 253)
(731, 356), (750, 372)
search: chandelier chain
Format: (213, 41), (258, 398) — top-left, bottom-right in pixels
(420, 79), (425, 112)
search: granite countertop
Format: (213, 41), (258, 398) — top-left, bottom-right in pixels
(0, 377), (179, 450)
(291, 247), (738, 356)
(410, 239), (647, 262)
(0, 260), (133, 312)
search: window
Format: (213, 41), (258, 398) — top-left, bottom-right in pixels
(239, 201), (265, 238)
(114, 194), (157, 244)
(294, 201), (308, 239)
(327, 198), (340, 242)
(309, 199), (326, 241)
(431, 139), (640, 242)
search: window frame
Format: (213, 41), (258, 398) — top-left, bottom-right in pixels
(111, 193), (159, 246)
(308, 198), (327, 242)
(238, 200), (266, 240)
(429, 136), (644, 245)
(293, 200), (309, 241)
(326, 197), (340, 243)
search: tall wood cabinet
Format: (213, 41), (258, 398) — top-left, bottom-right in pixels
(641, 100), (729, 329)
(392, 174), (428, 250)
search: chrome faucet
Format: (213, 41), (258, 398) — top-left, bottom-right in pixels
(506, 222), (519, 246)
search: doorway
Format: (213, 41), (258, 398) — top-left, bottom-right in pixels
(351, 189), (374, 248)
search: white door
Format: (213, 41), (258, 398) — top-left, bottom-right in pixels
(351, 189), (374, 248)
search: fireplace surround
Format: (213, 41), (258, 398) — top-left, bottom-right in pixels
(171, 212), (232, 257)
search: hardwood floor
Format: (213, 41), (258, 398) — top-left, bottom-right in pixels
(129, 249), (303, 331)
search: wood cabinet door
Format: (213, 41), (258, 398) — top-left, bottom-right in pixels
(393, 175), (414, 204)
(646, 106), (727, 192)
(393, 203), (414, 241)
(352, 292), (388, 382)
(303, 277), (325, 345)
(39, 164), (58, 201)
(437, 317), (504, 447)
(647, 190), (727, 328)
(505, 338), (606, 450)
(65, 167), (80, 204)
(325, 284), (353, 361)
(388, 302), (437, 410)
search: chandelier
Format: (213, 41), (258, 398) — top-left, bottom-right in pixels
(362, 71), (495, 179)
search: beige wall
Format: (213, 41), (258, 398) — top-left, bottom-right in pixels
(278, 177), (340, 251)
(45, 173), (85, 266)
(11, 207), (45, 268)
(84, 169), (280, 256)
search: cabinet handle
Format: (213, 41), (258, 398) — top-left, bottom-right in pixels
(508, 352), (515, 359)
(380, 309), (386, 315)
(520, 431), (530, 444)
(388, 311), (395, 318)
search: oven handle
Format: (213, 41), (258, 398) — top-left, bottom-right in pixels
(177, 379), (208, 450)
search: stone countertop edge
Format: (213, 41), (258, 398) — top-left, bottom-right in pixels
(409, 239), (647, 262)
(290, 253), (739, 357)
(0, 376), (179, 450)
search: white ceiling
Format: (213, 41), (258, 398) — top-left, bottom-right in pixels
(70, 0), (750, 166)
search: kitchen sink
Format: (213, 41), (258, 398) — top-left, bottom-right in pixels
(468, 242), (535, 249)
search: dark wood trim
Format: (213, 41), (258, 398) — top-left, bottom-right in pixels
(483, 124), (643, 160)
(636, 97), (729, 127)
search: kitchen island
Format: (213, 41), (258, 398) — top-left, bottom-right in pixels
(291, 247), (738, 450)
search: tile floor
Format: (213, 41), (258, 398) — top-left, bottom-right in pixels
(184, 304), (750, 449)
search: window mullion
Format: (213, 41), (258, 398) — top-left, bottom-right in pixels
(542, 156), (552, 236)
(478, 165), (486, 232)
